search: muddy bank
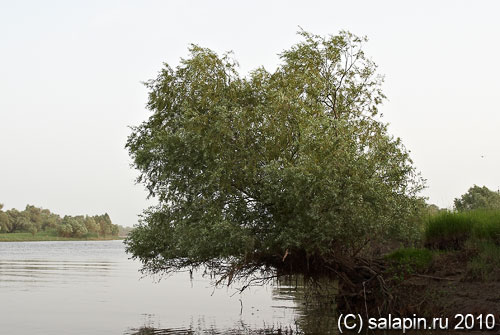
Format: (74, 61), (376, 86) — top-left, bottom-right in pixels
(335, 251), (500, 331)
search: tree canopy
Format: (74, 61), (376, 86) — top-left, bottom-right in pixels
(0, 203), (119, 238)
(125, 31), (424, 283)
(454, 185), (500, 211)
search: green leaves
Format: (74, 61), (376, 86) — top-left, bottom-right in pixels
(125, 30), (425, 280)
(0, 204), (118, 238)
(454, 185), (500, 211)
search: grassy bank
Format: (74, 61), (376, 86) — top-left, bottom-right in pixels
(0, 230), (123, 242)
(424, 209), (500, 281)
(368, 209), (500, 321)
(336, 209), (500, 324)
(425, 209), (500, 248)
(383, 209), (500, 280)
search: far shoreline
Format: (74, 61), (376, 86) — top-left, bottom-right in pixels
(0, 233), (125, 242)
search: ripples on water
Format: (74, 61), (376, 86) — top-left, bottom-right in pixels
(0, 241), (333, 335)
(124, 323), (299, 335)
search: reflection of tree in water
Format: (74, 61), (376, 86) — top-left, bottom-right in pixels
(125, 313), (299, 335)
(125, 325), (297, 335)
(125, 277), (339, 335)
(272, 276), (338, 335)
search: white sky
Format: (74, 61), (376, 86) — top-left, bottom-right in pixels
(1, 0), (499, 226)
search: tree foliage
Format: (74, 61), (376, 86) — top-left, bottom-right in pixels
(125, 31), (424, 282)
(454, 185), (500, 212)
(0, 204), (119, 238)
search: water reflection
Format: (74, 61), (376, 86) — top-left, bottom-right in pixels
(125, 326), (296, 335)
(273, 277), (338, 335)
(122, 278), (339, 335)
(0, 259), (117, 292)
(0, 241), (347, 334)
(0, 241), (304, 335)
(125, 319), (300, 335)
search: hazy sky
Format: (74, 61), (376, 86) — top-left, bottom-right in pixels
(1, 0), (499, 226)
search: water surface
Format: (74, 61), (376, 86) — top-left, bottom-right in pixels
(0, 240), (311, 334)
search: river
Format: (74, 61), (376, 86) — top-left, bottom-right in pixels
(0, 240), (336, 334)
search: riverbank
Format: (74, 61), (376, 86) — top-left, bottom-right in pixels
(0, 232), (124, 242)
(388, 250), (500, 319)
(336, 210), (500, 329)
(333, 250), (500, 332)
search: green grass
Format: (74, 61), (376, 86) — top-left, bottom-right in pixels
(423, 209), (500, 282)
(469, 211), (500, 243)
(385, 248), (434, 280)
(385, 248), (434, 271)
(424, 209), (500, 249)
(466, 240), (500, 281)
(0, 230), (123, 242)
(424, 211), (474, 249)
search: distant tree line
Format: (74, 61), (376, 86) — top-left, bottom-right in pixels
(454, 185), (500, 212)
(118, 225), (133, 237)
(0, 203), (119, 238)
(423, 185), (500, 216)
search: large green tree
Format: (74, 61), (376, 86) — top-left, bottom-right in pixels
(454, 185), (500, 211)
(125, 31), (424, 283)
